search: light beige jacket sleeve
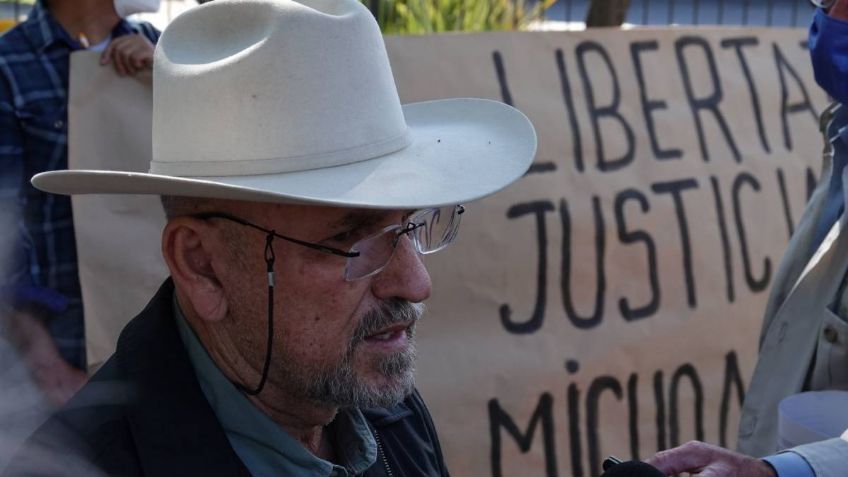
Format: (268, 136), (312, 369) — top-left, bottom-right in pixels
(788, 437), (848, 477)
(737, 104), (848, 457)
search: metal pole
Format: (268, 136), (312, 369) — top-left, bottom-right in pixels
(642, 0), (649, 25)
(766, 0), (774, 26)
(742, 0), (750, 25)
(717, 0), (725, 24)
(692, 0), (700, 25)
(791, 0), (800, 27)
(667, 0), (675, 24)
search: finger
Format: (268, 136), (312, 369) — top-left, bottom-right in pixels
(121, 51), (137, 76)
(101, 35), (130, 64)
(117, 43), (142, 75)
(125, 46), (150, 75)
(696, 467), (725, 477)
(100, 41), (114, 64)
(131, 40), (155, 70)
(695, 463), (767, 477)
(139, 50), (155, 69)
(131, 50), (153, 70)
(645, 441), (712, 475)
(113, 50), (127, 76)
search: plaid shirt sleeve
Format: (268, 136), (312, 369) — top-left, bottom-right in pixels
(0, 66), (23, 212)
(0, 62), (29, 294)
(0, 57), (68, 313)
(133, 21), (161, 44)
(0, 8), (160, 315)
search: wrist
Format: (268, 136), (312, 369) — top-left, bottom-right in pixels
(4, 311), (65, 368)
(760, 459), (779, 477)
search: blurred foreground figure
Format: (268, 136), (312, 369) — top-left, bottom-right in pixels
(647, 1), (848, 476)
(4, 0), (536, 475)
(0, 0), (159, 407)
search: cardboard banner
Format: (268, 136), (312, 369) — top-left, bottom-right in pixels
(67, 54), (168, 367)
(69, 27), (827, 477)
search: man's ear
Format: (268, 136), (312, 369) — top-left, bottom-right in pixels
(162, 218), (228, 322)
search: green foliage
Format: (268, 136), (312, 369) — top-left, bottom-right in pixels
(365, 0), (555, 34)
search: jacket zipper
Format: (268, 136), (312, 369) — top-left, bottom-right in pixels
(372, 429), (395, 477)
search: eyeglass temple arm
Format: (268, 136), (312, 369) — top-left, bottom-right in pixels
(191, 212), (360, 258)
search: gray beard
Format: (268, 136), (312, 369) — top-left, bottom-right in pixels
(285, 299), (425, 409)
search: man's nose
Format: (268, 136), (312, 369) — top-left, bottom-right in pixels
(371, 235), (432, 303)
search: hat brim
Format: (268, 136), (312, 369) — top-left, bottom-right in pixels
(32, 98), (536, 209)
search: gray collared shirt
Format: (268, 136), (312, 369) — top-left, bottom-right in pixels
(173, 300), (377, 476)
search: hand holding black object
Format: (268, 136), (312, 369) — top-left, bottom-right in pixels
(644, 441), (777, 477)
(600, 456), (664, 477)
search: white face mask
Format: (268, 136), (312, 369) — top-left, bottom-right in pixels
(113, 0), (162, 18)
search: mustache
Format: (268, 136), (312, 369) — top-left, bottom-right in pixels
(352, 299), (426, 343)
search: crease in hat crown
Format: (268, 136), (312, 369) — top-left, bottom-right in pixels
(150, 0), (411, 177)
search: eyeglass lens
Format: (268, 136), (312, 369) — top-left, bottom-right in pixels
(409, 207), (461, 254)
(343, 205), (463, 281)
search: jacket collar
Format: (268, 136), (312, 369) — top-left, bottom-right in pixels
(113, 279), (415, 475)
(115, 279), (250, 477)
(361, 401), (413, 427)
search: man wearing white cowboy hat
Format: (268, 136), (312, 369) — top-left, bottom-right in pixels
(5, 0), (536, 475)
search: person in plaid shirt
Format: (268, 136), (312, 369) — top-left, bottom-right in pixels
(0, 0), (160, 405)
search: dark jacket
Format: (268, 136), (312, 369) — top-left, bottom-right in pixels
(5, 281), (450, 477)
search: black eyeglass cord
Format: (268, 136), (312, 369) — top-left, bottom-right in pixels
(235, 232), (276, 396)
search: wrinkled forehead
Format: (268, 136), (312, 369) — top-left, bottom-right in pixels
(328, 207), (414, 230)
(233, 201), (411, 232)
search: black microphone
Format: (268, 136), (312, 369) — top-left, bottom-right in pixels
(600, 456), (665, 477)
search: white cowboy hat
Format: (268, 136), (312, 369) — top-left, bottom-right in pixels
(32, 0), (536, 209)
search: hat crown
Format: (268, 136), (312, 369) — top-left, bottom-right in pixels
(151, 0), (410, 176)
